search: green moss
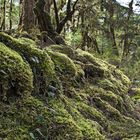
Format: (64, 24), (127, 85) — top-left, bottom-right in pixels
(76, 49), (109, 70)
(0, 33), (140, 139)
(18, 37), (37, 47)
(56, 95), (105, 140)
(47, 50), (77, 77)
(98, 79), (119, 94)
(0, 32), (58, 94)
(75, 64), (85, 81)
(45, 44), (76, 58)
(75, 49), (130, 90)
(0, 43), (33, 100)
(113, 70), (131, 88)
(76, 102), (108, 128)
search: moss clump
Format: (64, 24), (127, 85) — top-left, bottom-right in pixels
(47, 50), (77, 77)
(0, 43), (33, 100)
(45, 44), (76, 58)
(18, 37), (37, 47)
(0, 96), (105, 140)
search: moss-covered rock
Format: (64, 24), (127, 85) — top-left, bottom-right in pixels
(0, 43), (33, 100)
(47, 50), (77, 77)
(0, 33), (140, 139)
(45, 44), (76, 58)
(0, 32), (59, 95)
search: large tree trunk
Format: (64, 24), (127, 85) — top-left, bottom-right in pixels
(34, 0), (65, 45)
(34, 0), (56, 37)
(19, 0), (35, 32)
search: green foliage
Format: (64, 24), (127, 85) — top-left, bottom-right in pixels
(121, 47), (140, 87)
(65, 29), (82, 47)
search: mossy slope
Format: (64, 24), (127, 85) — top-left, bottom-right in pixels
(0, 33), (140, 139)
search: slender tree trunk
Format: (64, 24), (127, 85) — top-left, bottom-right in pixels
(108, 0), (119, 56)
(34, 0), (56, 37)
(56, 0), (79, 34)
(53, 0), (60, 29)
(1, 0), (6, 30)
(122, 0), (134, 57)
(9, 0), (13, 30)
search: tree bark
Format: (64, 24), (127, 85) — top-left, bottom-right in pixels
(1, 0), (6, 30)
(9, 0), (13, 30)
(19, 0), (35, 32)
(34, 0), (65, 45)
(56, 0), (79, 34)
(53, 0), (60, 28)
(34, 0), (56, 37)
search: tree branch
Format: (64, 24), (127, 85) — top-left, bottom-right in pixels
(56, 0), (79, 34)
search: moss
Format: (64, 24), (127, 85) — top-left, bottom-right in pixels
(76, 102), (108, 129)
(57, 95), (105, 140)
(18, 37), (37, 47)
(0, 97), (82, 140)
(75, 49), (130, 90)
(109, 119), (140, 139)
(45, 44), (76, 58)
(91, 97), (123, 121)
(0, 43), (33, 100)
(84, 63), (105, 78)
(0, 32), (58, 94)
(47, 50), (77, 77)
(98, 79), (120, 94)
(94, 91), (119, 107)
(76, 49), (109, 70)
(113, 69), (131, 88)
(129, 88), (140, 100)
(0, 33), (140, 139)
(75, 64), (85, 81)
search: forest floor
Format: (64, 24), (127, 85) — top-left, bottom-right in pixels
(0, 32), (140, 139)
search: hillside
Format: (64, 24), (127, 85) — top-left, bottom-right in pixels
(0, 32), (140, 140)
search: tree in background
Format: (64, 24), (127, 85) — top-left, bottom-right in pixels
(0, 0), (20, 30)
(19, 0), (35, 31)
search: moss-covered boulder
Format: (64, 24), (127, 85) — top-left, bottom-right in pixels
(47, 50), (77, 76)
(0, 42), (33, 101)
(0, 33), (140, 139)
(0, 32), (60, 95)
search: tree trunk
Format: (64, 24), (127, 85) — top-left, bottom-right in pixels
(34, 0), (65, 45)
(19, 0), (35, 32)
(9, 0), (13, 30)
(1, 0), (6, 30)
(34, 0), (56, 37)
